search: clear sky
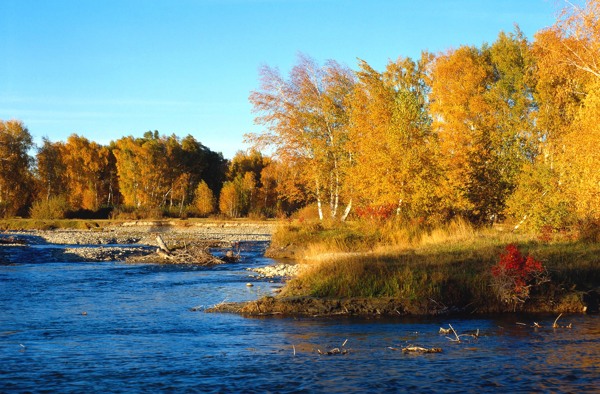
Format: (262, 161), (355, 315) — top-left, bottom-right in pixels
(1, 0), (560, 159)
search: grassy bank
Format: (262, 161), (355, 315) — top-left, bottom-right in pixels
(0, 218), (106, 231)
(258, 219), (600, 315)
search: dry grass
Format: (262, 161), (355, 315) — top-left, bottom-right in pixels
(273, 218), (600, 312)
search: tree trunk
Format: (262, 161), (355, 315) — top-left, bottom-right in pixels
(396, 199), (403, 216)
(341, 199), (352, 222)
(316, 178), (324, 221)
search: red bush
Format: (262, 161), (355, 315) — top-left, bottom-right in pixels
(491, 244), (548, 306)
(355, 204), (396, 221)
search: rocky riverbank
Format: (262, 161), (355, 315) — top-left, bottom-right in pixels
(247, 263), (303, 279)
(0, 221), (277, 265)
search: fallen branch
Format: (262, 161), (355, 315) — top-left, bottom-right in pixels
(446, 324), (461, 342)
(553, 313), (572, 329)
(156, 249), (174, 260)
(156, 235), (171, 254)
(317, 339), (349, 356)
(443, 324), (479, 342)
(388, 345), (442, 354)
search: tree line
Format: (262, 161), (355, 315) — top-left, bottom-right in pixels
(1, 1), (598, 229)
(247, 0), (600, 229)
(0, 127), (230, 219)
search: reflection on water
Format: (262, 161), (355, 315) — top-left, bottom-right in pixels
(0, 242), (598, 392)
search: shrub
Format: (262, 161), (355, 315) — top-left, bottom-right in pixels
(491, 244), (549, 308)
(29, 196), (69, 219)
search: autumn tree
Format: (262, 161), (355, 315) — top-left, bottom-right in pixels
(62, 134), (111, 211)
(248, 53), (355, 220)
(257, 159), (301, 217)
(35, 138), (67, 202)
(509, 0), (600, 227)
(544, 0), (600, 221)
(219, 181), (241, 218)
(113, 132), (226, 216)
(430, 29), (537, 224)
(194, 180), (215, 217)
(0, 120), (34, 217)
(225, 149), (277, 216)
(347, 54), (440, 222)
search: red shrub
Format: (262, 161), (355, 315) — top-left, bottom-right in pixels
(491, 244), (549, 307)
(355, 204), (396, 221)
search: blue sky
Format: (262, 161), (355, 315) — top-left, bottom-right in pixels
(1, 0), (560, 159)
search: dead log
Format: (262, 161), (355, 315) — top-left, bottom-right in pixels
(401, 346), (442, 354)
(156, 235), (171, 254)
(156, 249), (174, 260)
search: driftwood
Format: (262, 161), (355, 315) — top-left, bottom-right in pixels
(387, 345), (442, 353)
(317, 339), (349, 356)
(127, 236), (225, 266)
(156, 249), (174, 260)
(0, 236), (28, 245)
(442, 324), (479, 342)
(553, 313), (572, 328)
(391, 346), (442, 354)
(156, 235), (171, 254)
(516, 314), (572, 329)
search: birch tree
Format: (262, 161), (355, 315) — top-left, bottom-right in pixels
(347, 55), (439, 221)
(247, 54), (354, 220)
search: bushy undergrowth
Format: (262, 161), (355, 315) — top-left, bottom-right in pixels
(29, 196), (69, 220)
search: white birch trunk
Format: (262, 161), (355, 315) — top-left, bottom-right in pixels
(316, 178), (324, 221)
(341, 199), (352, 222)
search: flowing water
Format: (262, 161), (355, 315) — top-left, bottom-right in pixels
(1, 242), (598, 393)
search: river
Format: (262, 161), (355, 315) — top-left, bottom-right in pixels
(1, 241), (598, 393)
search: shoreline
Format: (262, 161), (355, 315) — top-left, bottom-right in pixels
(0, 221), (277, 265)
(3, 220), (598, 317)
(207, 293), (593, 318)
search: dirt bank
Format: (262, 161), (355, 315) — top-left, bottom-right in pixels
(208, 293), (590, 317)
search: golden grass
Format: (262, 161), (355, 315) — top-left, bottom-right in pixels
(272, 218), (600, 312)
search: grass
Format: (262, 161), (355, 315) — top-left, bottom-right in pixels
(271, 218), (600, 313)
(0, 219), (103, 230)
(0, 217), (275, 231)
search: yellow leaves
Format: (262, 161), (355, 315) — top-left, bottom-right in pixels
(525, 1), (600, 223)
(558, 80), (600, 219)
(248, 54), (355, 219)
(347, 56), (437, 216)
(194, 181), (215, 217)
(61, 134), (109, 210)
(0, 120), (34, 217)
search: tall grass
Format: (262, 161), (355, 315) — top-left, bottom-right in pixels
(272, 218), (599, 312)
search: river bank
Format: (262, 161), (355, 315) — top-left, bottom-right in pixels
(3, 219), (599, 317)
(212, 220), (600, 317)
(0, 220), (278, 265)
